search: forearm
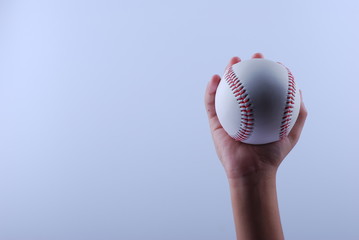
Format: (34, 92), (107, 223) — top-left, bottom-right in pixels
(228, 169), (284, 240)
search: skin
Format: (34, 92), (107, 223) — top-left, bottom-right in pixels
(204, 53), (308, 240)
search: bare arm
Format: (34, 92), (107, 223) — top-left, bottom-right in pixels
(204, 53), (308, 240)
(228, 169), (282, 240)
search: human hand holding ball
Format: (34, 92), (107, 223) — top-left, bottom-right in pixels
(205, 53), (307, 179)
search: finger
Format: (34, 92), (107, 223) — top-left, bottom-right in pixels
(288, 90), (308, 145)
(204, 75), (233, 140)
(225, 56), (241, 72)
(252, 52), (264, 58)
(205, 74), (221, 120)
(206, 56), (241, 120)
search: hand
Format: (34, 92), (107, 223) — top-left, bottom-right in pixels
(205, 53), (308, 180)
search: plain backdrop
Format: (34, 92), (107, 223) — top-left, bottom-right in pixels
(0, 0), (358, 239)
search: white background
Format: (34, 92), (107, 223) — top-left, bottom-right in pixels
(0, 0), (358, 239)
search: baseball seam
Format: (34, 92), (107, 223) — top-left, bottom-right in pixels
(278, 63), (296, 139)
(224, 66), (254, 141)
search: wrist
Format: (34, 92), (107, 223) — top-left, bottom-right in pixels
(227, 167), (277, 188)
(224, 157), (279, 182)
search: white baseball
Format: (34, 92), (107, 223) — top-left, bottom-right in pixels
(215, 58), (301, 145)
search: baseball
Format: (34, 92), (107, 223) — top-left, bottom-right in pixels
(215, 58), (301, 145)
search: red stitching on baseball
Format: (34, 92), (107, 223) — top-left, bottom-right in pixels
(278, 63), (297, 139)
(224, 66), (254, 141)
